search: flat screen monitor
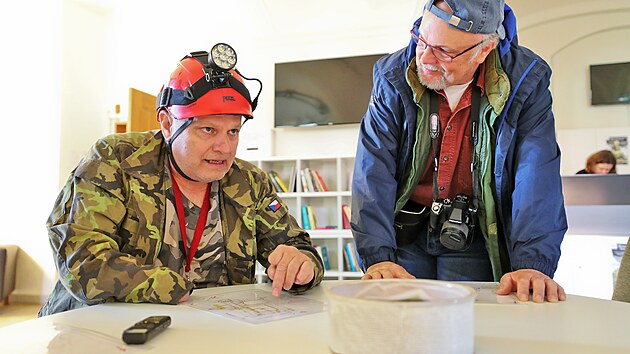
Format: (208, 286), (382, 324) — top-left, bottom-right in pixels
(590, 62), (630, 105)
(274, 54), (386, 127)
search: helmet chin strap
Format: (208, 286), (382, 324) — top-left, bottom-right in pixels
(166, 118), (197, 182)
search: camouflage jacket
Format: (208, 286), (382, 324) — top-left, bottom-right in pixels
(40, 131), (324, 316)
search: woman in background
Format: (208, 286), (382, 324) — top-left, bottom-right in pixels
(576, 150), (617, 174)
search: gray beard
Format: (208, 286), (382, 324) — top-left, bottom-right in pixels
(416, 68), (448, 91)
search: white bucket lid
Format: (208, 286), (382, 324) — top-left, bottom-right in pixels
(325, 279), (475, 354)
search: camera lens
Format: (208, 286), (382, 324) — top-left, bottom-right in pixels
(440, 222), (468, 250)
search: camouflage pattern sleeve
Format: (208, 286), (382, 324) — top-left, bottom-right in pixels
(46, 134), (192, 308)
(249, 166), (324, 292)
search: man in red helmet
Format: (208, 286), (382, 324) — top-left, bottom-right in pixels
(39, 45), (324, 316)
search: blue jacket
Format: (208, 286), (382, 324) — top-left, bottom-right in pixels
(351, 6), (567, 278)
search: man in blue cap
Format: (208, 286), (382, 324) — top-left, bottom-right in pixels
(351, 0), (567, 302)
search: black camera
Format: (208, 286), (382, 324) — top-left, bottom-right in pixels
(429, 194), (476, 251)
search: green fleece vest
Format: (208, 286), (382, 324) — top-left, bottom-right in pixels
(396, 50), (510, 280)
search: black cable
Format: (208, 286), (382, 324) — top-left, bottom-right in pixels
(235, 68), (263, 111)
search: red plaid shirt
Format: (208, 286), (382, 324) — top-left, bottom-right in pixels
(410, 69), (485, 207)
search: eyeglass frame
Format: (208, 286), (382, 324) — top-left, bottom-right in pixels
(410, 27), (488, 63)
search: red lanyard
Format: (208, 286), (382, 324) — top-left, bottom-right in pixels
(171, 175), (211, 273)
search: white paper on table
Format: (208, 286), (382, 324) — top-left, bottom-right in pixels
(0, 323), (150, 354)
(186, 289), (324, 324)
(456, 282), (520, 304)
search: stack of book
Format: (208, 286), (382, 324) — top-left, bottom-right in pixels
(267, 168), (331, 193)
(299, 168), (329, 192)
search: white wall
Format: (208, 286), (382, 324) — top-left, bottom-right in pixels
(0, 0), (63, 303)
(59, 0), (110, 184)
(1, 0), (114, 304)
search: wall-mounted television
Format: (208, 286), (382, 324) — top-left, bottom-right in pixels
(590, 62), (630, 105)
(274, 53), (386, 128)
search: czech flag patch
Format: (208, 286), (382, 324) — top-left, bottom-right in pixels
(268, 199), (281, 212)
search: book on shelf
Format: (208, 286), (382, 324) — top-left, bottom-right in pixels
(303, 168), (316, 192)
(308, 168), (322, 192)
(343, 245), (351, 272)
(288, 166), (297, 192)
(300, 170), (309, 192)
(347, 169), (353, 192)
(301, 204), (311, 230)
(342, 204), (351, 229)
(351, 242), (364, 272)
(268, 176), (282, 193)
(314, 245), (331, 270)
(312, 169), (329, 192)
(268, 170), (288, 192)
(314, 245), (323, 266)
(306, 204), (318, 229)
(316, 226), (337, 230)
(344, 242), (357, 272)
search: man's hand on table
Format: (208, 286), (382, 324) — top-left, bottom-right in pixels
(361, 261), (416, 280)
(267, 245), (315, 296)
(497, 269), (566, 303)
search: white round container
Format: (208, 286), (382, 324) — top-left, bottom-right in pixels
(324, 279), (475, 354)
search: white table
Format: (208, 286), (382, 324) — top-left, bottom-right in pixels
(1, 281), (630, 353)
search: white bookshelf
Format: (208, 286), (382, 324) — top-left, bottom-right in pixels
(248, 155), (363, 282)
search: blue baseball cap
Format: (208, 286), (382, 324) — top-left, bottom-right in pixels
(424, 0), (506, 39)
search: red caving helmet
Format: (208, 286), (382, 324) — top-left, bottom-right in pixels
(156, 44), (259, 120)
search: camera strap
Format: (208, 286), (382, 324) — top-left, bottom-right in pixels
(429, 91), (440, 201)
(470, 83), (480, 216)
(427, 73), (481, 215)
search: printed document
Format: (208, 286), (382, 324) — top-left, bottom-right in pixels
(186, 289), (325, 324)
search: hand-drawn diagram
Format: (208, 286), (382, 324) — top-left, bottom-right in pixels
(186, 289), (325, 324)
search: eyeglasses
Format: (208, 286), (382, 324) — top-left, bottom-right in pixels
(410, 29), (487, 63)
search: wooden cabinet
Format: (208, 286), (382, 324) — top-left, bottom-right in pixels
(112, 88), (159, 133)
(128, 88), (159, 132)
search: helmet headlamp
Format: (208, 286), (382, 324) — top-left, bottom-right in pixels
(209, 43), (237, 71)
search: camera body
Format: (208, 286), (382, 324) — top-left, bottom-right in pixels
(429, 194), (476, 251)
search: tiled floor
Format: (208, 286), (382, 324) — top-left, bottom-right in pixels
(0, 303), (41, 328)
